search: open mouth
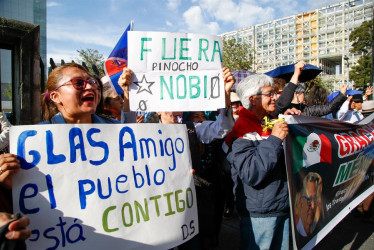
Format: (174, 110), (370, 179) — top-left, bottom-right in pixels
(81, 93), (95, 102)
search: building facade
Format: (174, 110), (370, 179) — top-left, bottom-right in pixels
(0, 0), (46, 68)
(221, 0), (373, 89)
(0, 0), (45, 124)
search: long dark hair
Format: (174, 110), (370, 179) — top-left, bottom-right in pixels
(306, 86), (328, 106)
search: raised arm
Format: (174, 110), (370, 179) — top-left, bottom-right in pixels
(274, 61), (306, 115)
(195, 67), (235, 143)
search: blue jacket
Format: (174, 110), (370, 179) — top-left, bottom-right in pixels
(40, 112), (120, 124)
(224, 108), (289, 217)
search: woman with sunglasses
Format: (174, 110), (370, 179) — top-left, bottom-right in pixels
(40, 63), (129, 124)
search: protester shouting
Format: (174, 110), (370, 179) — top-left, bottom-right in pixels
(41, 63), (120, 124)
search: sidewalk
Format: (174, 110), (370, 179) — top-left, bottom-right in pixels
(215, 209), (374, 250)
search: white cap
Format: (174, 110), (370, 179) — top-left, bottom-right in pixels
(362, 100), (374, 113)
(230, 92), (240, 103)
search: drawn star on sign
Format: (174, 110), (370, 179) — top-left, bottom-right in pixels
(133, 75), (155, 95)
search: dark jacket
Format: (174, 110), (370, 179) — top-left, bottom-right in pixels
(290, 92), (347, 117)
(273, 82), (297, 116)
(224, 108), (289, 217)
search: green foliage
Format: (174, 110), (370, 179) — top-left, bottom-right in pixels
(349, 20), (373, 88)
(2, 83), (12, 101)
(349, 55), (372, 89)
(76, 48), (105, 77)
(304, 77), (323, 94)
(222, 38), (253, 71)
(349, 20), (373, 55)
(305, 76), (338, 95)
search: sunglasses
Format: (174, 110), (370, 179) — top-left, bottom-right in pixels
(54, 78), (100, 91)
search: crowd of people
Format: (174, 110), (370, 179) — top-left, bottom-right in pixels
(0, 59), (373, 249)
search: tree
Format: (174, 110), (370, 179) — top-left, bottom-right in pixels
(304, 76), (336, 95)
(349, 20), (373, 89)
(349, 55), (372, 88)
(349, 20), (372, 55)
(76, 48), (105, 77)
(222, 38), (254, 71)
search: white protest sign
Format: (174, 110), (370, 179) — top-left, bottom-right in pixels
(128, 31), (224, 112)
(10, 124), (198, 250)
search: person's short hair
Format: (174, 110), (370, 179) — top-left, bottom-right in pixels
(236, 74), (273, 110)
(351, 94), (363, 103)
(273, 77), (287, 92)
(295, 83), (306, 94)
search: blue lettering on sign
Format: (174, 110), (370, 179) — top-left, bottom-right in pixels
(29, 217), (86, 249)
(86, 128), (109, 166)
(77, 175), (129, 210)
(19, 183), (39, 214)
(17, 130), (40, 169)
(119, 127), (138, 162)
(69, 128), (87, 163)
(46, 130), (66, 164)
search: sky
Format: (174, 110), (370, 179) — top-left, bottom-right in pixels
(47, 0), (344, 64)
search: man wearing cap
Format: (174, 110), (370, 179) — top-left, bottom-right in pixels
(336, 94), (364, 123)
(230, 91), (241, 120)
(362, 100), (374, 118)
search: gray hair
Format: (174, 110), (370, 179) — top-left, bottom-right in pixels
(295, 83), (306, 93)
(236, 74), (274, 109)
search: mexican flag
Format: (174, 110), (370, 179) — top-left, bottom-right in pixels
(293, 132), (332, 173)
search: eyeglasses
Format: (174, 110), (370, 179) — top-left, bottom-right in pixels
(54, 78), (100, 91)
(302, 195), (319, 206)
(257, 91), (277, 98)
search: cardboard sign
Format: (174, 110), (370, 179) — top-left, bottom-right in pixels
(11, 123), (198, 249)
(128, 31), (224, 112)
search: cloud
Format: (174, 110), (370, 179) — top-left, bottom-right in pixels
(47, 48), (79, 64)
(47, 1), (61, 7)
(183, 6), (219, 34)
(198, 0), (275, 29)
(47, 19), (122, 48)
(167, 0), (181, 11)
(166, 21), (173, 27)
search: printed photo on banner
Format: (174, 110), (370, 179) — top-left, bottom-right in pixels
(284, 115), (374, 250)
(10, 123), (198, 250)
(128, 31), (225, 112)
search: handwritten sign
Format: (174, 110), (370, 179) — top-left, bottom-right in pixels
(11, 124), (198, 249)
(128, 31), (224, 112)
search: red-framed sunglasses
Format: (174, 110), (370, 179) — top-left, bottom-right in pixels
(54, 78), (100, 91)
